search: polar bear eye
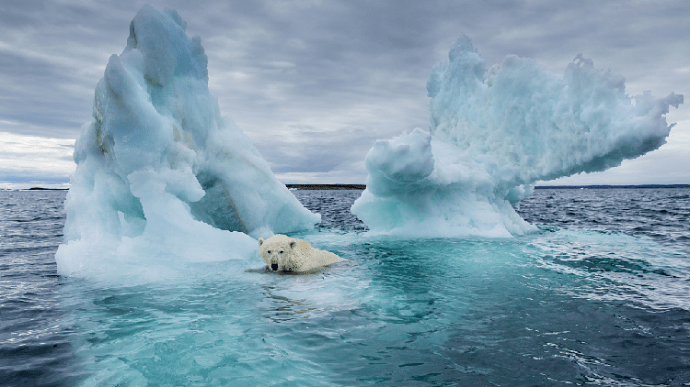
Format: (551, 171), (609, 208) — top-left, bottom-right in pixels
(267, 250), (271, 254)
(279, 250), (284, 254)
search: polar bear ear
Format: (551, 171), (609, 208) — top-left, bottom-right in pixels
(289, 241), (296, 249)
(259, 238), (264, 246)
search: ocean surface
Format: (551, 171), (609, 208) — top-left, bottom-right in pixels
(1, 188), (689, 386)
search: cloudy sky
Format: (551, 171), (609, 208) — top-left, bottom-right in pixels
(1, 0), (688, 189)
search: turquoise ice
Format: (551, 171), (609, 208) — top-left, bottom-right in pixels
(352, 36), (683, 237)
(56, 6), (319, 278)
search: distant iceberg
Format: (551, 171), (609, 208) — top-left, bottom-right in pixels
(352, 36), (683, 238)
(56, 5), (319, 277)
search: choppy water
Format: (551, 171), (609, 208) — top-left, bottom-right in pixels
(1, 188), (689, 386)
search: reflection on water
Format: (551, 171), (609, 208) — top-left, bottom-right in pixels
(259, 282), (324, 323)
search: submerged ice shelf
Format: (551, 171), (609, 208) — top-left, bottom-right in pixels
(352, 36), (683, 238)
(56, 6), (319, 278)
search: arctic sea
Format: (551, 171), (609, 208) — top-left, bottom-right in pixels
(1, 188), (689, 386)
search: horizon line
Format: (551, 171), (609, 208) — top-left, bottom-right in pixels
(3, 183), (690, 192)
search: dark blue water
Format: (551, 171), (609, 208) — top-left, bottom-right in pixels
(1, 188), (689, 386)
(0, 191), (80, 386)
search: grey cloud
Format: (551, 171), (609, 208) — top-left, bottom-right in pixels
(1, 0), (688, 185)
(253, 123), (384, 175)
(0, 1), (128, 138)
(0, 175), (70, 185)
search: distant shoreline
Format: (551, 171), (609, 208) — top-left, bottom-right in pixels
(285, 183), (690, 190)
(6, 184), (689, 192)
(286, 184), (366, 190)
(534, 184), (690, 189)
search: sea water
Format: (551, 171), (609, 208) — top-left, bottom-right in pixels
(1, 188), (689, 386)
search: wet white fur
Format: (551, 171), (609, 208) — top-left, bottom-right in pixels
(259, 234), (343, 273)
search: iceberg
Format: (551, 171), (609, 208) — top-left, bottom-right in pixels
(352, 36), (683, 238)
(56, 5), (319, 277)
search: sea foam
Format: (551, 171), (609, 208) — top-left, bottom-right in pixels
(352, 36), (683, 237)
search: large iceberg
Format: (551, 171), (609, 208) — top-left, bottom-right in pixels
(352, 36), (683, 238)
(56, 6), (319, 277)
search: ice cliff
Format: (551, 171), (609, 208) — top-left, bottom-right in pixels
(352, 36), (683, 237)
(56, 6), (319, 277)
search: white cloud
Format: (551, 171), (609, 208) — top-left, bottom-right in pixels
(0, 131), (75, 189)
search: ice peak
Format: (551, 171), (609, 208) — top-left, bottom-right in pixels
(57, 5), (319, 279)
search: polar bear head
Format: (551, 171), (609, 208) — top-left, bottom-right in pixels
(258, 234), (309, 272)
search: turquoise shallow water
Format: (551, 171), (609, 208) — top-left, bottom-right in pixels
(1, 189), (690, 386)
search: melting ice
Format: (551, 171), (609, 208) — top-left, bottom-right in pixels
(352, 36), (683, 238)
(55, 6), (319, 278)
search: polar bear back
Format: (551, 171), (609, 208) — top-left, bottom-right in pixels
(301, 247), (343, 272)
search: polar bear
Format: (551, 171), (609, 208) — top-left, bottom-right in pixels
(258, 234), (344, 273)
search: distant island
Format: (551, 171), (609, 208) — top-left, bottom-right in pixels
(286, 184), (366, 190)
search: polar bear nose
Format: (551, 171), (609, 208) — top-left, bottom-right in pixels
(271, 263), (279, 271)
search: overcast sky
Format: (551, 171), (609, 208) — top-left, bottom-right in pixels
(1, 0), (688, 189)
